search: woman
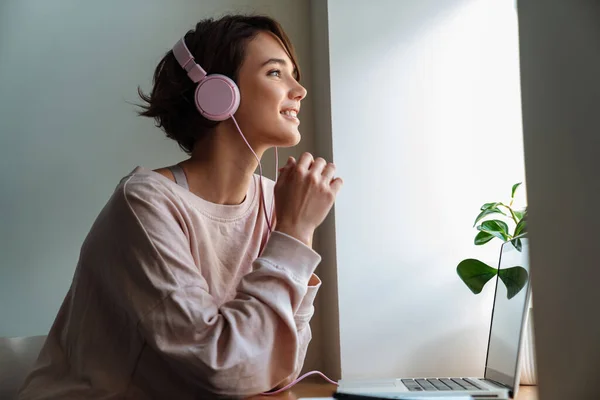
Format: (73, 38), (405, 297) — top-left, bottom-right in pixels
(18, 14), (342, 399)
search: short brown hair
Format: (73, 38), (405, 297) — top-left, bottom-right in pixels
(137, 15), (301, 154)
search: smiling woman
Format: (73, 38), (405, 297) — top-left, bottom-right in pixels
(233, 31), (307, 150)
(17, 14), (342, 400)
(137, 15), (305, 156)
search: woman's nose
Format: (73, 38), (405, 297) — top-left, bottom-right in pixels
(290, 82), (307, 101)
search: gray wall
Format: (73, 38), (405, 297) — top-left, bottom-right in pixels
(0, 1), (317, 346)
(308, 0), (342, 380)
(518, 1), (600, 398)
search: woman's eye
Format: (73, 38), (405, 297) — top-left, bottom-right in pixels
(268, 69), (281, 78)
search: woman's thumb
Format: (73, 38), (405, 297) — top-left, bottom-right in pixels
(279, 156), (295, 172)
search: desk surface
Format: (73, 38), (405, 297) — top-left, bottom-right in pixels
(248, 383), (538, 399)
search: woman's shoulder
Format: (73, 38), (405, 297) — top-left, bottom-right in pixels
(254, 174), (276, 204)
(255, 174), (276, 190)
(81, 167), (187, 252)
(113, 166), (185, 206)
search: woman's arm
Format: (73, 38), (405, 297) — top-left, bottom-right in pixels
(273, 273), (321, 390)
(97, 178), (322, 398)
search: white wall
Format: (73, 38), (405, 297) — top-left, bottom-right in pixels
(0, 0), (317, 350)
(327, 0), (526, 378)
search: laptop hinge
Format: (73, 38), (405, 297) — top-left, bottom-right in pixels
(484, 378), (512, 390)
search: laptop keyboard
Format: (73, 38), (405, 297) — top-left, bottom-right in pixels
(401, 378), (488, 391)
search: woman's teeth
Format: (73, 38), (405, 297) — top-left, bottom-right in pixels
(281, 110), (297, 117)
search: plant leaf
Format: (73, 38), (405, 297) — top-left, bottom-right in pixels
(457, 259), (498, 294)
(511, 182), (522, 199)
(514, 210), (524, 220)
(473, 207), (506, 227)
(480, 202), (502, 211)
(510, 237), (522, 252)
(478, 220), (510, 241)
(514, 218), (527, 237)
(498, 266), (529, 299)
(474, 231), (495, 245)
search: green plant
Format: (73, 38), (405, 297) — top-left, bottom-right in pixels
(456, 182), (528, 299)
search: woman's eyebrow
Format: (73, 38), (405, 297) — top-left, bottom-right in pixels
(261, 58), (288, 67)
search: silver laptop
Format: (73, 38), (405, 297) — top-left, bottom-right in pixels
(336, 236), (531, 399)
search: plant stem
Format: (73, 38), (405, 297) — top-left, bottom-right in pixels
(500, 203), (519, 225)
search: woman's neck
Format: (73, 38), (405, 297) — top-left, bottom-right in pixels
(180, 126), (265, 205)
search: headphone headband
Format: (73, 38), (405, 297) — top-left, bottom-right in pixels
(172, 38), (206, 83)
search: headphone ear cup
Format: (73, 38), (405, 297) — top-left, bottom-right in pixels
(195, 74), (240, 121)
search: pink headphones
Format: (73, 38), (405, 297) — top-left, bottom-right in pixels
(172, 37), (240, 121)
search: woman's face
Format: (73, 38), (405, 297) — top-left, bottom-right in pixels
(233, 31), (307, 150)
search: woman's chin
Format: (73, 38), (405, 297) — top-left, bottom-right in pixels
(273, 130), (301, 147)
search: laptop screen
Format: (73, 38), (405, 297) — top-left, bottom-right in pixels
(484, 236), (531, 389)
